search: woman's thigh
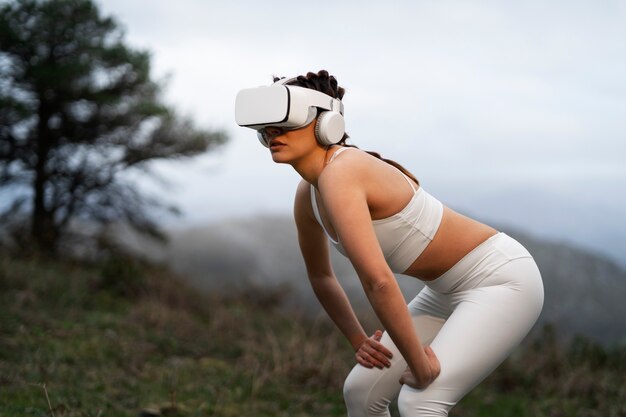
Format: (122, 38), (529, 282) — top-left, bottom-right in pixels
(397, 257), (544, 416)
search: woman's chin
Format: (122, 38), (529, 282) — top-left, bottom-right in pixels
(270, 150), (290, 164)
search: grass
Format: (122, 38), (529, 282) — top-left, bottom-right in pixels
(0, 252), (352, 416)
(1, 251), (625, 416)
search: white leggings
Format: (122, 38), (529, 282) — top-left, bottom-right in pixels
(343, 233), (544, 417)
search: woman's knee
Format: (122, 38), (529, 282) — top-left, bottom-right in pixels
(397, 386), (452, 417)
(342, 369), (364, 406)
(343, 366), (394, 416)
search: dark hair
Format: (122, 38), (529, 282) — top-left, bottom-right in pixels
(273, 70), (419, 185)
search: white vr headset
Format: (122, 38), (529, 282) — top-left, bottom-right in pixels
(235, 78), (345, 147)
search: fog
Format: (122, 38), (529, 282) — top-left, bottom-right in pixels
(97, 0), (626, 266)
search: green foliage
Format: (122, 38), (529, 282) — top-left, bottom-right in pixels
(0, 252), (352, 416)
(1, 252), (624, 416)
(0, 0), (227, 253)
(97, 253), (148, 298)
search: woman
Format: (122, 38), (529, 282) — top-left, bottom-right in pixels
(235, 70), (544, 416)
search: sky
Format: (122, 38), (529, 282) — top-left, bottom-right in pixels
(96, 0), (626, 265)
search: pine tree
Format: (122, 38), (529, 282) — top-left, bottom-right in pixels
(0, 0), (226, 253)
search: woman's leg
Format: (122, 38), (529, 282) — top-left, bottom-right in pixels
(396, 257), (544, 417)
(343, 288), (449, 417)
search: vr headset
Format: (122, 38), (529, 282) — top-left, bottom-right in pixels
(235, 78), (345, 147)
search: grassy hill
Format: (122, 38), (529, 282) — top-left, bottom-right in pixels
(1, 251), (624, 417)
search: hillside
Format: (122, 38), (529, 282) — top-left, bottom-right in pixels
(1, 251), (625, 416)
(0, 252), (352, 416)
(154, 215), (626, 346)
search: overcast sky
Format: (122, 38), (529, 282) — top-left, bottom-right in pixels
(97, 0), (626, 263)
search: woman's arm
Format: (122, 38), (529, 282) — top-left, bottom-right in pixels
(294, 180), (367, 349)
(317, 157), (440, 387)
(294, 180), (393, 368)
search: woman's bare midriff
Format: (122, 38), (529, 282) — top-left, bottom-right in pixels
(402, 206), (498, 281)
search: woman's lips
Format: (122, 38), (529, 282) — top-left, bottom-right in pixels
(269, 139), (285, 148)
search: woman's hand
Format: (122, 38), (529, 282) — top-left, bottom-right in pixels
(399, 346), (441, 389)
(355, 330), (394, 369)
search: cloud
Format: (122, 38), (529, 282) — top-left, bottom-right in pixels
(96, 0), (626, 262)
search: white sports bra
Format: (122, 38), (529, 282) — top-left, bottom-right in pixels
(310, 147), (444, 274)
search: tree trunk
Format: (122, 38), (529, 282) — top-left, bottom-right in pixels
(31, 98), (56, 253)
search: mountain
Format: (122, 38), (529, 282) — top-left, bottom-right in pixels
(142, 215), (626, 346)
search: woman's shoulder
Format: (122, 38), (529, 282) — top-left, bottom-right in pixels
(294, 179), (315, 211)
(319, 147), (378, 186)
(293, 179), (320, 228)
(295, 178), (313, 196)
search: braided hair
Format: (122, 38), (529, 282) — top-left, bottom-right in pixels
(274, 70), (419, 185)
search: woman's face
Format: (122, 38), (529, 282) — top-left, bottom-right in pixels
(263, 120), (319, 164)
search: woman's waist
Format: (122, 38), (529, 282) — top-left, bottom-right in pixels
(402, 206), (499, 280)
